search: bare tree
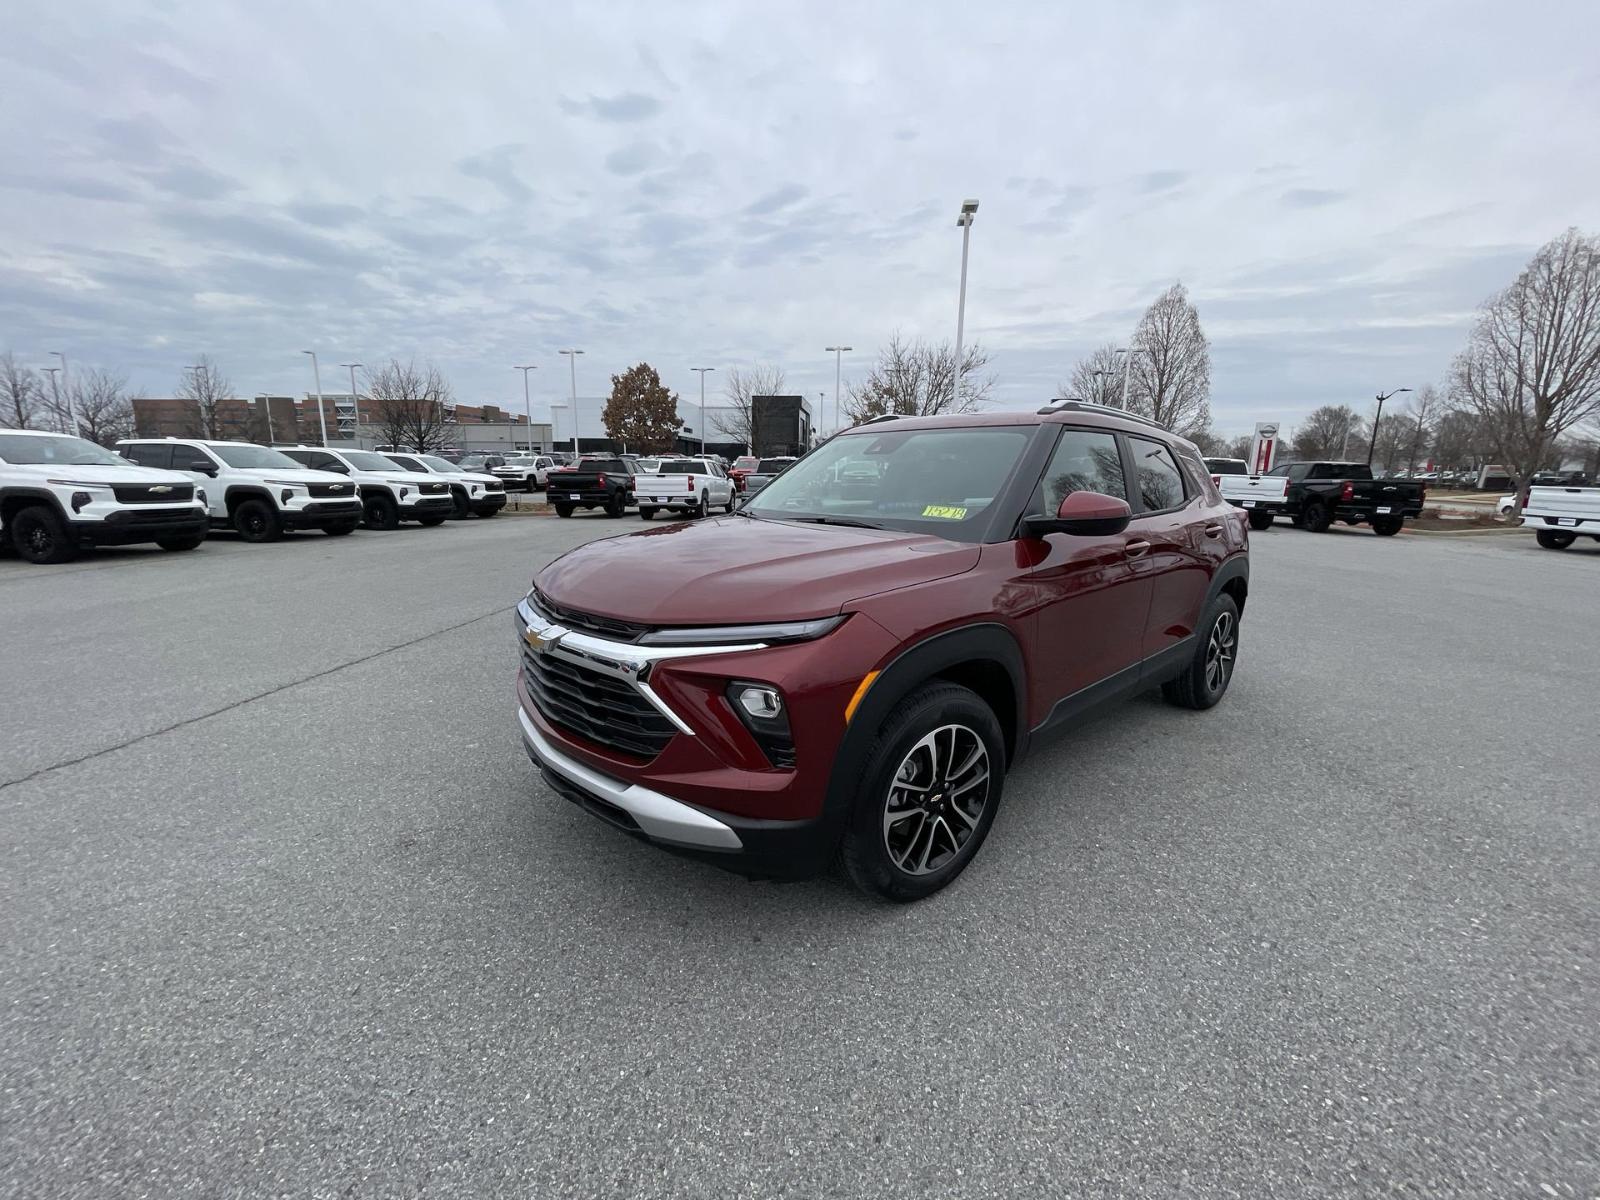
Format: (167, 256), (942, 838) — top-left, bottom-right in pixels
(1222, 433), (1253, 461)
(1398, 384), (1446, 472)
(843, 333), (993, 424)
(713, 364), (786, 447)
(1128, 283), (1212, 435)
(1431, 409), (1487, 473)
(69, 368), (135, 446)
(177, 355), (244, 439)
(370, 358), (454, 452)
(1, 352), (43, 429)
(1060, 342), (1126, 407)
(1291, 405), (1366, 461)
(1450, 228), (1600, 511)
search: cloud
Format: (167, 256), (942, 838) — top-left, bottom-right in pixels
(604, 141), (660, 176)
(138, 162), (240, 201)
(559, 91), (662, 122)
(456, 145), (534, 203)
(1282, 188), (1346, 208)
(743, 184), (807, 216)
(1136, 170), (1189, 193)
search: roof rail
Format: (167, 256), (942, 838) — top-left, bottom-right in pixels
(1037, 398), (1171, 433)
(864, 413), (899, 424)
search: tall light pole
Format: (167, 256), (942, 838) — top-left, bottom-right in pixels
(558, 349), (583, 458)
(690, 367), (715, 454)
(824, 345), (851, 434)
(514, 365), (537, 453)
(302, 350), (328, 445)
(1115, 346), (1149, 411)
(1367, 387), (1411, 467)
(50, 350), (81, 434)
(953, 200), (978, 409)
(41, 366), (63, 429)
(339, 362), (364, 443)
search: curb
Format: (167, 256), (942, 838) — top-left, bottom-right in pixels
(1405, 525), (1521, 537)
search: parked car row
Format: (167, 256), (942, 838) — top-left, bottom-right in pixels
(1203, 457), (1427, 536)
(541, 453), (785, 519)
(0, 430), (506, 565)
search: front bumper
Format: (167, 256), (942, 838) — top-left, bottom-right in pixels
(472, 492), (507, 514)
(71, 506), (210, 545)
(283, 499), (363, 529)
(401, 495), (455, 517)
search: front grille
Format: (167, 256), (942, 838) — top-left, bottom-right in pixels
(484, 480), (505, 492)
(521, 645), (676, 760)
(106, 509), (207, 527)
(304, 500), (362, 515)
(307, 482), (353, 498)
(420, 482), (448, 495)
(112, 484), (194, 504)
(529, 590), (653, 644)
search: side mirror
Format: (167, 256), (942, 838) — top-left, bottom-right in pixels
(326, 462), (350, 474)
(1023, 491), (1132, 538)
(187, 460), (217, 475)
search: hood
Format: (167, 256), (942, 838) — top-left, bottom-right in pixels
(229, 466), (353, 486)
(537, 514), (979, 625)
(455, 471), (500, 484)
(8, 462), (195, 488)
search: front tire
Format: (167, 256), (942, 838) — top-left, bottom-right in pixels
(839, 683), (1005, 903)
(231, 498), (282, 543)
(1301, 502), (1331, 533)
(476, 505), (500, 519)
(156, 534), (206, 551)
(363, 493), (400, 531)
(9, 505), (78, 564)
(323, 521), (359, 536)
(1162, 594), (1240, 710)
(1247, 511), (1273, 531)
(1536, 529), (1576, 550)
(417, 516), (447, 527)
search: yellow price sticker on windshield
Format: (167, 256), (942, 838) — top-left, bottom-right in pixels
(921, 505), (968, 520)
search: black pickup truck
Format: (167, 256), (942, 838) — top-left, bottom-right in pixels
(546, 456), (636, 518)
(1264, 461), (1426, 536)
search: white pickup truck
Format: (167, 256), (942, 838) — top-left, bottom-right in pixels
(1203, 457), (1289, 531)
(637, 458), (736, 520)
(1520, 485), (1600, 550)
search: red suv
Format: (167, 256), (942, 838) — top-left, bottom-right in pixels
(515, 402), (1249, 900)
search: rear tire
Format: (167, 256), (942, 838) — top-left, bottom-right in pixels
(156, 534), (206, 551)
(9, 505), (78, 564)
(839, 683), (1005, 903)
(1301, 502), (1331, 533)
(723, 494), (735, 514)
(1536, 529), (1575, 550)
(554, 504), (574, 519)
(1162, 594), (1240, 711)
(1247, 511), (1273, 531)
(694, 491), (709, 519)
(639, 506), (656, 520)
(363, 493), (400, 531)
(232, 498), (282, 543)
(605, 493), (626, 519)
(1372, 515), (1403, 536)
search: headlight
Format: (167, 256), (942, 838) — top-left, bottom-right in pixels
(265, 479), (306, 490)
(638, 615), (845, 647)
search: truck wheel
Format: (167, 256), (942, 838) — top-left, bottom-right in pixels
(323, 521), (359, 536)
(417, 516), (447, 527)
(363, 493), (400, 530)
(694, 491), (709, 519)
(232, 498), (282, 543)
(1162, 594), (1240, 711)
(838, 682), (1005, 903)
(723, 493), (736, 514)
(9, 505), (78, 564)
(639, 506), (656, 520)
(1301, 502), (1331, 533)
(605, 494), (626, 518)
(1536, 530), (1575, 550)
(476, 506), (500, 519)
(156, 534), (206, 551)
(1247, 511), (1273, 531)
(554, 504), (574, 519)
(1372, 515), (1403, 536)
(450, 488), (471, 518)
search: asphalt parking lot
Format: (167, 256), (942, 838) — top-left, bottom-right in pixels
(3, 518), (1597, 1198)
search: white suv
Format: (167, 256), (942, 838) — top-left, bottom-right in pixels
(117, 438), (363, 542)
(381, 452), (508, 518)
(275, 446), (455, 529)
(491, 454), (558, 491)
(1, 429), (211, 564)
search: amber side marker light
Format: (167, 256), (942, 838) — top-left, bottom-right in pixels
(844, 671), (880, 724)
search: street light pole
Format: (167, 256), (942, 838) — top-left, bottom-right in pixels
(1367, 387), (1411, 467)
(50, 351), (81, 434)
(690, 367), (715, 454)
(514, 365), (537, 453)
(824, 346), (852, 434)
(339, 362), (364, 443)
(1115, 347), (1146, 411)
(302, 350), (328, 445)
(953, 200), (978, 410)
(558, 350), (584, 458)
(41, 366), (63, 430)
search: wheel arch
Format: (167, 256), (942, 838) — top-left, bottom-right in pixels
(224, 485), (275, 514)
(1, 487), (68, 526)
(1205, 553), (1249, 617)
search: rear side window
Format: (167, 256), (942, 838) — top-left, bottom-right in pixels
(123, 443), (172, 469)
(1032, 428), (1126, 514)
(1177, 446), (1222, 503)
(1127, 436), (1188, 512)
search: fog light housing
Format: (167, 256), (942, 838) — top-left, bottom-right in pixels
(197, 489), (207, 506)
(399, 487), (409, 499)
(281, 489), (293, 504)
(71, 491), (93, 513)
(726, 682), (795, 769)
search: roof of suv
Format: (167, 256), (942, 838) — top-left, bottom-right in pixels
(837, 402), (1187, 440)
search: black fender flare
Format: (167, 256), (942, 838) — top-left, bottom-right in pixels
(820, 622), (1027, 827)
(1204, 553), (1249, 615)
(0, 486), (70, 525)
(224, 485), (276, 515)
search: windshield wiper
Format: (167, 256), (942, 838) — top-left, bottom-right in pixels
(786, 515), (884, 529)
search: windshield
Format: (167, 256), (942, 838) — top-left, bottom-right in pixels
(743, 427), (1031, 541)
(418, 455), (463, 473)
(340, 450), (398, 471)
(457, 456), (488, 468)
(755, 459), (793, 473)
(0, 434), (128, 467)
(211, 444), (301, 469)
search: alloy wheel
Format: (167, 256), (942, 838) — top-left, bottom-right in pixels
(25, 524), (52, 557)
(1206, 610), (1236, 693)
(882, 724), (991, 876)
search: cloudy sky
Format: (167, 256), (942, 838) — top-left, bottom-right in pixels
(2, 0), (1597, 437)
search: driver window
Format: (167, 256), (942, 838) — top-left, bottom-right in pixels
(1031, 428), (1126, 515)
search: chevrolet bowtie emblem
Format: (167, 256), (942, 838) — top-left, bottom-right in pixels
(331, 484), (344, 491)
(524, 627), (557, 653)
(149, 485), (173, 493)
